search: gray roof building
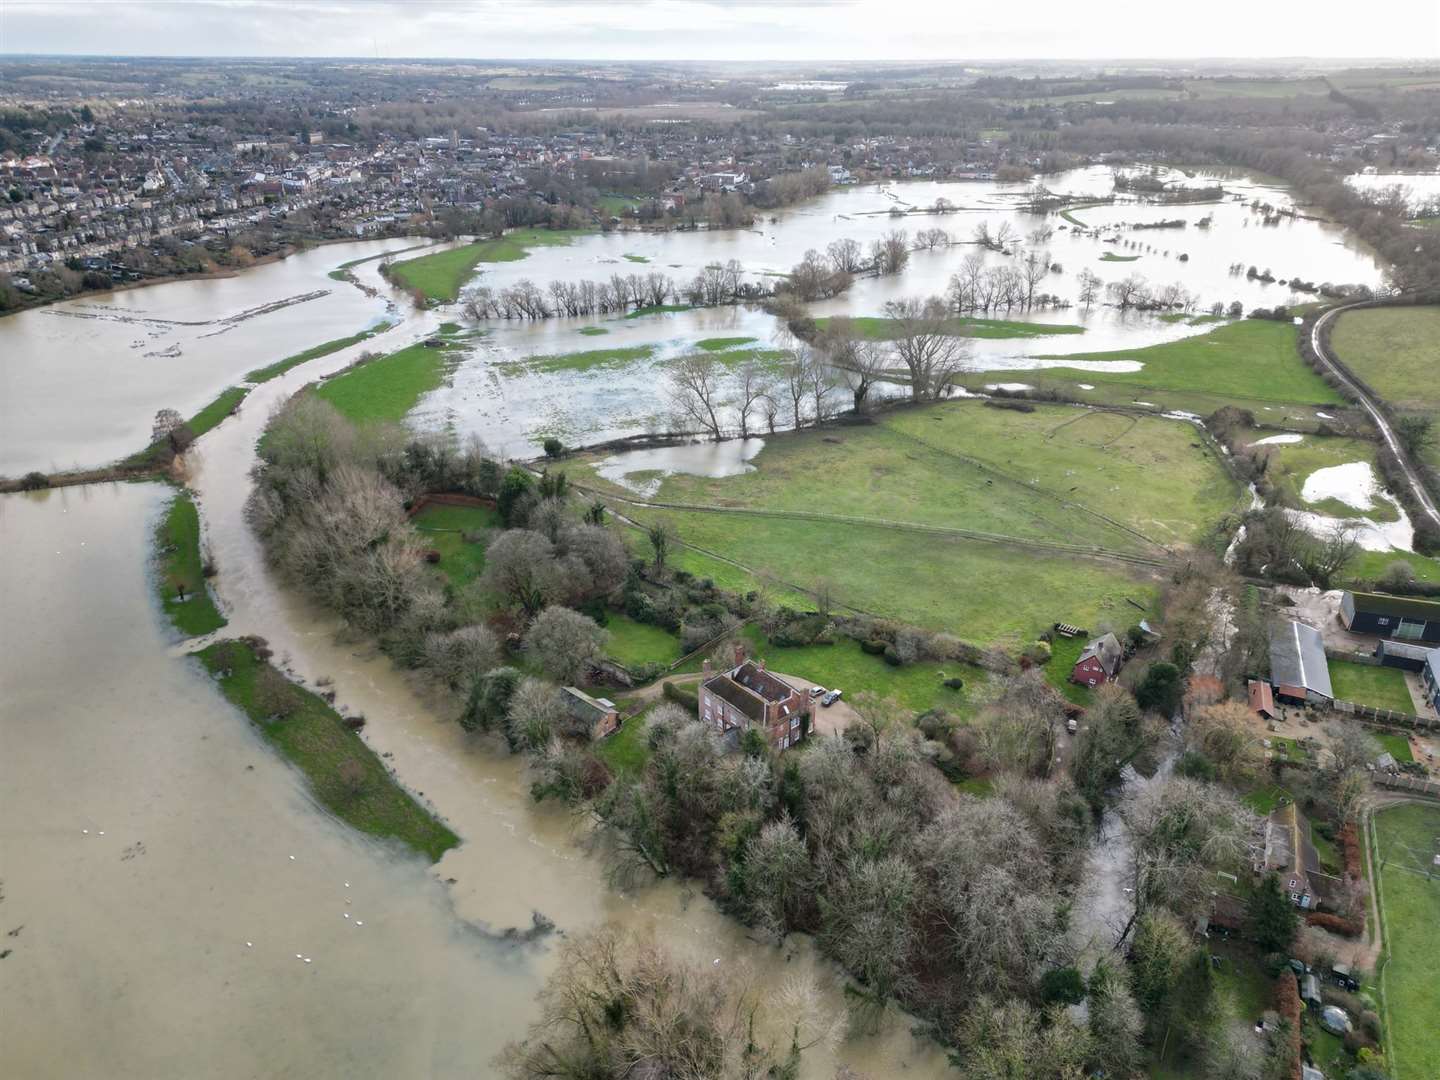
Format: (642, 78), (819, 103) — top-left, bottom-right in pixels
(1269, 620), (1333, 703)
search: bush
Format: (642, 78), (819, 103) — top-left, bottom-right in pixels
(860, 638), (887, 655)
(19, 470), (49, 491)
(662, 681), (699, 711)
(1305, 911), (1362, 937)
(1176, 750), (1217, 781)
(542, 437), (564, 459)
(944, 676), (965, 690)
(1136, 661), (1182, 715)
(882, 644), (904, 666)
(1041, 966), (1086, 1006)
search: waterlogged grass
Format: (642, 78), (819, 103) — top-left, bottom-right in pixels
(696, 336), (757, 351)
(500, 344), (656, 376)
(1099, 251), (1141, 262)
(196, 640), (458, 862)
(1373, 803), (1440, 1079)
(1327, 659), (1415, 713)
(1008, 318), (1344, 411)
(244, 322), (394, 383)
(155, 489), (225, 637)
(411, 503), (500, 586)
(816, 315), (1086, 340)
(388, 228), (586, 303)
(579, 326), (610, 336)
(188, 386), (249, 438)
(622, 253), (650, 263)
(1259, 433), (1398, 523)
(314, 343), (452, 424)
(624, 303), (697, 319)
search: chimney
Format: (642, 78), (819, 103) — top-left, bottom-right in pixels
(702, 658), (712, 677)
(733, 643), (745, 669)
(758, 658), (766, 672)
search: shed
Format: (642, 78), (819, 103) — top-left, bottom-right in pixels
(1423, 648), (1440, 711)
(1248, 679), (1276, 720)
(1269, 620), (1333, 705)
(1340, 590), (1440, 644)
(1375, 638), (1435, 672)
(1300, 973), (1322, 1006)
(1071, 632), (1123, 687)
(561, 687), (620, 740)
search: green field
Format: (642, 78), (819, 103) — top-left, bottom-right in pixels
(187, 386), (248, 438)
(1331, 306), (1440, 471)
(967, 319), (1344, 416)
(1327, 659), (1416, 714)
(1344, 549), (1440, 587)
(1373, 803), (1440, 1079)
(196, 640), (457, 861)
(815, 314), (1086, 340)
(696, 336), (757, 351)
(1099, 251), (1141, 262)
(411, 503), (500, 586)
(155, 489), (226, 637)
(1256, 432), (1398, 523)
(244, 322), (394, 383)
(314, 342), (453, 424)
(387, 228), (586, 303)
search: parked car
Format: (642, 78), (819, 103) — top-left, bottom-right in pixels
(1066, 717), (1078, 734)
(809, 686), (826, 699)
(821, 689), (843, 707)
(1330, 963), (1359, 991)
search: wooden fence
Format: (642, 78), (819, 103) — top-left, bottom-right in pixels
(1332, 698), (1438, 732)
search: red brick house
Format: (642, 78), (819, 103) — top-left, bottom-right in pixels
(699, 650), (809, 752)
(1070, 632), (1123, 687)
(562, 686), (620, 740)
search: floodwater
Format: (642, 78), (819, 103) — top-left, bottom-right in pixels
(595, 437), (766, 495)
(0, 237), (421, 476)
(1345, 171), (1440, 207)
(0, 330), (953, 1076)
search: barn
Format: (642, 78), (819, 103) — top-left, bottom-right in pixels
(1374, 639), (1436, 672)
(1269, 620), (1333, 706)
(1070, 632), (1123, 687)
(1340, 591), (1440, 644)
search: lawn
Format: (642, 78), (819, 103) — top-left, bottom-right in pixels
(196, 640), (458, 861)
(314, 342), (453, 424)
(814, 314), (1086, 340)
(1374, 732), (1415, 763)
(1043, 633), (1094, 706)
(244, 322), (394, 383)
(1343, 549), (1440, 587)
(410, 503), (500, 586)
(978, 318), (1345, 415)
(737, 625), (993, 717)
(387, 228), (586, 303)
(603, 612), (685, 671)
(1243, 784), (1293, 815)
(1373, 803), (1440, 1079)
(155, 489), (226, 637)
(595, 707), (653, 776)
(582, 403), (1238, 554)
(1327, 659), (1416, 714)
(1256, 432), (1399, 523)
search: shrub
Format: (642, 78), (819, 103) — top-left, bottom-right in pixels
(882, 644), (904, 666)
(860, 638), (887, 655)
(1040, 966), (1086, 1006)
(944, 676), (965, 690)
(19, 471), (49, 491)
(254, 664), (300, 719)
(1176, 750), (1217, 782)
(542, 437), (564, 459)
(1136, 661), (1182, 715)
(662, 681), (699, 711)
(1305, 912), (1362, 937)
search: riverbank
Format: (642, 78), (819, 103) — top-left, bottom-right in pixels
(156, 487), (226, 636)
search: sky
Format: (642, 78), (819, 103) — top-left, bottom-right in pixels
(2, 0), (1437, 62)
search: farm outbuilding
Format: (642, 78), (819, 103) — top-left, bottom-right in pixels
(1374, 638), (1436, 672)
(1340, 590), (1440, 644)
(1269, 620), (1333, 705)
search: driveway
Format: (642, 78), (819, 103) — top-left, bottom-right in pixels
(1279, 588), (1375, 652)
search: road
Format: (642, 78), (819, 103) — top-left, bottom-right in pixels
(1310, 303), (1440, 532)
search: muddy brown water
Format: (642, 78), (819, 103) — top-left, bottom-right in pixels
(0, 328), (953, 1076)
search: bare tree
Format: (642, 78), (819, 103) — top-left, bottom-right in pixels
(915, 227), (950, 250)
(480, 530), (562, 616)
(882, 296), (970, 399)
(1076, 269), (1103, 308)
(1106, 273), (1148, 309)
(1019, 248), (1050, 308)
(869, 229), (910, 275)
(826, 236), (864, 274)
(781, 347), (813, 429)
(526, 606), (608, 688)
(423, 624), (501, 689)
(733, 360), (772, 439)
(667, 353), (727, 439)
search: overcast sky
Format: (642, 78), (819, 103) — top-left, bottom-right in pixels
(3, 0), (1437, 62)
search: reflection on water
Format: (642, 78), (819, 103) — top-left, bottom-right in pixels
(596, 437), (765, 495)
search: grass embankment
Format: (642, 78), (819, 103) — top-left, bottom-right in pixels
(245, 323), (394, 383)
(387, 228), (586, 303)
(1373, 803), (1440, 1078)
(815, 314), (1086, 340)
(314, 341), (455, 424)
(962, 318), (1344, 416)
(1099, 252), (1141, 262)
(1327, 659), (1415, 713)
(411, 503), (500, 586)
(155, 489), (226, 637)
(196, 640), (458, 861)
(1331, 305), (1440, 471)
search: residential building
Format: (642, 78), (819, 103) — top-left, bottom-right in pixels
(1070, 632), (1123, 687)
(699, 651), (809, 752)
(1422, 648), (1440, 712)
(1340, 591), (1440, 643)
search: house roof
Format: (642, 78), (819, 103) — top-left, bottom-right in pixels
(1269, 621), (1333, 699)
(561, 686), (615, 723)
(1347, 590), (1440, 622)
(1075, 632), (1123, 676)
(1248, 679), (1275, 715)
(1376, 639), (1437, 662)
(730, 660), (793, 703)
(704, 673), (765, 722)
